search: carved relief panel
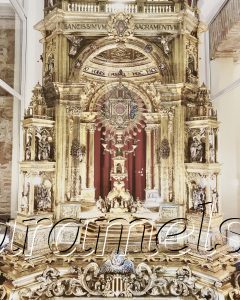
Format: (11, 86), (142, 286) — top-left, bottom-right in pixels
(19, 169), (55, 215)
(35, 128), (54, 161)
(23, 126), (55, 162)
(34, 172), (54, 213)
(186, 173), (207, 213)
(187, 128), (206, 163)
(186, 171), (220, 215)
(44, 39), (56, 84)
(186, 39), (198, 84)
(185, 126), (218, 164)
(20, 172), (31, 214)
(209, 128), (217, 163)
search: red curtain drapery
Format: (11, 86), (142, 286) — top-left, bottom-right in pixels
(94, 128), (146, 200)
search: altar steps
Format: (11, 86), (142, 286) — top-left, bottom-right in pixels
(77, 221), (158, 254)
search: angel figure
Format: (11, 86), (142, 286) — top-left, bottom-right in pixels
(157, 34), (177, 55)
(66, 35), (83, 56)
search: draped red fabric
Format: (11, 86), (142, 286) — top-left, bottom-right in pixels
(94, 129), (101, 199)
(94, 129), (112, 199)
(94, 128), (146, 200)
(127, 128), (146, 200)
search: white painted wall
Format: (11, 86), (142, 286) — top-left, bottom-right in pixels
(211, 58), (240, 219)
(198, 1), (240, 220)
(198, 0), (227, 88)
(24, 0), (44, 108)
(198, 0), (227, 24)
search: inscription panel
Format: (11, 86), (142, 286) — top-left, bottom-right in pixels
(62, 22), (179, 34)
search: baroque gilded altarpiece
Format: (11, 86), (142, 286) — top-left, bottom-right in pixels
(0, 0), (239, 299)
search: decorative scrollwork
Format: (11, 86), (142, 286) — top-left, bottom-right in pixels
(229, 271), (240, 300)
(71, 139), (86, 161)
(198, 288), (218, 300)
(19, 257), (218, 299)
(142, 82), (161, 111)
(0, 286), (7, 300)
(107, 13), (134, 42)
(159, 138), (170, 159)
(144, 44), (153, 53)
(66, 105), (82, 116)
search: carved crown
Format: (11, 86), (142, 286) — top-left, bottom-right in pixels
(25, 83), (48, 119)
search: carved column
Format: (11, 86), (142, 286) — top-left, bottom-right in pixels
(55, 103), (67, 209)
(205, 128), (210, 163)
(67, 117), (73, 200)
(216, 174), (221, 213)
(80, 123), (87, 190)
(205, 175), (212, 215)
(168, 111), (174, 201)
(145, 125), (153, 191)
(28, 174), (35, 215)
(153, 126), (160, 190)
(174, 104), (185, 206)
(214, 128), (219, 163)
(18, 173), (24, 213)
(22, 128), (26, 161)
(31, 127), (36, 161)
(88, 124), (95, 189)
(160, 110), (169, 202)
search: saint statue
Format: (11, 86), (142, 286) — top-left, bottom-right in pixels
(209, 144), (215, 163)
(211, 190), (219, 213)
(116, 163), (122, 174)
(190, 137), (204, 162)
(21, 183), (30, 213)
(36, 184), (52, 211)
(38, 132), (51, 160)
(192, 187), (206, 211)
(25, 135), (32, 160)
(97, 197), (106, 213)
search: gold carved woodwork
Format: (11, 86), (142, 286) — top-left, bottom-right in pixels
(0, 2), (236, 299)
(107, 13), (134, 42)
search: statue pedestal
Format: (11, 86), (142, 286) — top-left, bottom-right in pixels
(145, 189), (162, 210)
(81, 188), (95, 203)
(110, 207), (128, 213)
(186, 213), (225, 252)
(60, 202), (81, 219)
(159, 203), (179, 222)
(80, 188), (96, 212)
(8, 217), (53, 256)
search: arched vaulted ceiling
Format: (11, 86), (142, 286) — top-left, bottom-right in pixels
(69, 36), (172, 82)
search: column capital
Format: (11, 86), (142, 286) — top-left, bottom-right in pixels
(160, 107), (175, 118)
(87, 123), (96, 133)
(145, 124), (159, 132)
(66, 105), (82, 117)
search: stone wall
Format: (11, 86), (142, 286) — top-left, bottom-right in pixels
(0, 97), (13, 218)
(0, 16), (15, 218)
(0, 20), (15, 96)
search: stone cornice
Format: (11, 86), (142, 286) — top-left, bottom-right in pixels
(35, 8), (198, 39)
